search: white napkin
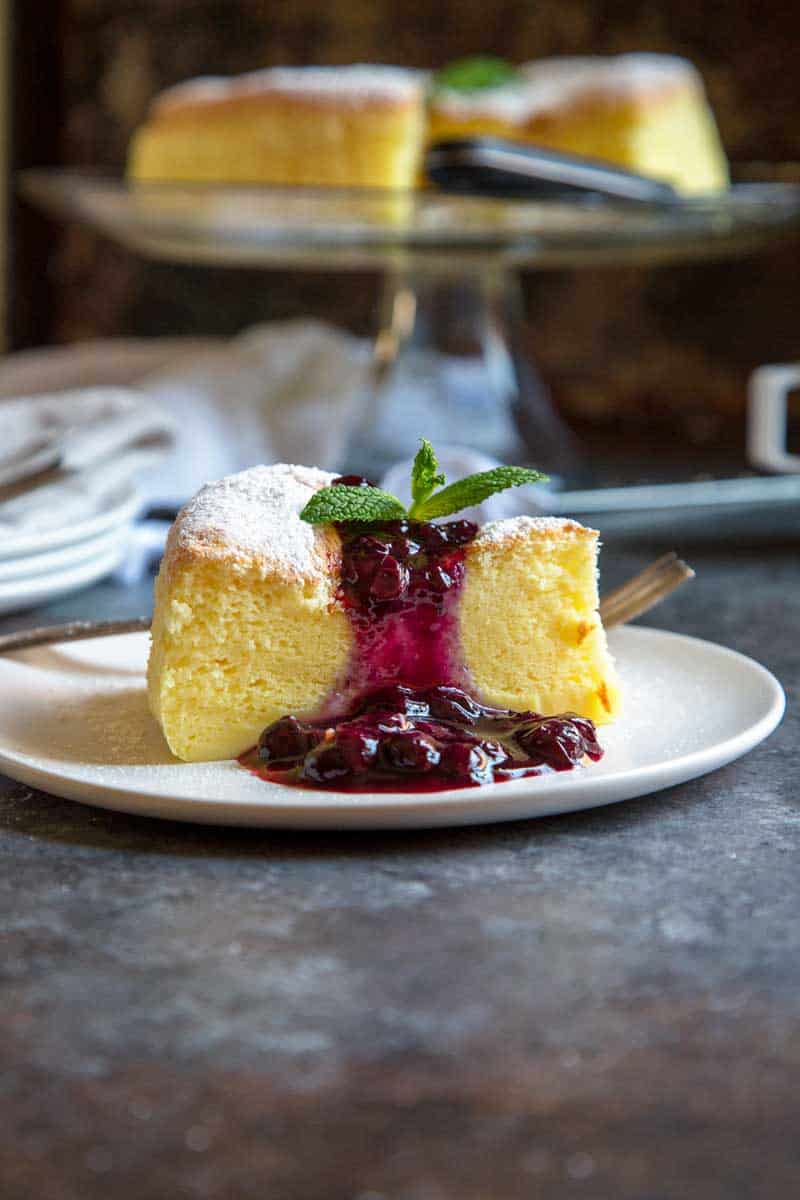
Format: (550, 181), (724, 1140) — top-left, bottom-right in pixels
(141, 320), (370, 506)
(0, 321), (371, 516)
(0, 321), (547, 573)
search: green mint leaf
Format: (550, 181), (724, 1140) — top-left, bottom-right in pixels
(409, 439), (446, 513)
(300, 485), (407, 525)
(412, 466), (548, 521)
(434, 57), (520, 93)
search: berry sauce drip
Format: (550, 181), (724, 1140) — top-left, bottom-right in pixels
(239, 684), (603, 792)
(334, 512), (478, 695)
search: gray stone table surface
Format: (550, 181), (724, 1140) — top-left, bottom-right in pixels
(1, 533), (798, 1200)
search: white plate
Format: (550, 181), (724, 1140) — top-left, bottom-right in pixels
(0, 627), (784, 829)
(0, 524), (133, 583)
(0, 542), (128, 615)
(0, 482), (140, 562)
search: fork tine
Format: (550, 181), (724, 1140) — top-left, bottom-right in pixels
(600, 557), (694, 629)
(599, 567), (687, 625)
(601, 580), (677, 628)
(599, 563), (680, 619)
(597, 552), (678, 611)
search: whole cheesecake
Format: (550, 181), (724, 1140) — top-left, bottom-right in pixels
(129, 55), (727, 197)
(148, 464), (620, 762)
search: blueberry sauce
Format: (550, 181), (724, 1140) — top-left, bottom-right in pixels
(237, 481), (603, 792)
(334, 516), (478, 695)
(239, 683), (603, 792)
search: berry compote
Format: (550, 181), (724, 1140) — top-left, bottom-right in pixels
(334, 514), (478, 694)
(237, 481), (604, 792)
(239, 683), (603, 792)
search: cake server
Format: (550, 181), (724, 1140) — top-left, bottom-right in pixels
(425, 137), (682, 205)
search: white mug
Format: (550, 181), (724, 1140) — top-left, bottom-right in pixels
(748, 364), (800, 473)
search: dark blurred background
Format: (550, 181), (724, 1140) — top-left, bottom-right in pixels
(8, 0), (800, 458)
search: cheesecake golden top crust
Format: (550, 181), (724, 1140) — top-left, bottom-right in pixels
(148, 65), (424, 123)
(164, 463), (341, 584)
(432, 53), (704, 124)
(472, 514), (596, 549)
(163, 466), (596, 585)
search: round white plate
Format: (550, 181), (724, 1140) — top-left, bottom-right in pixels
(0, 524), (132, 583)
(0, 627), (784, 829)
(0, 482), (140, 562)
(0, 542), (128, 615)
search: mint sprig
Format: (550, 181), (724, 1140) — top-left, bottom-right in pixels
(410, 438), (446, 512)
(409, 465), (548, 520)
(300, 441), (548, 526)
(299, 485), (406, 525)
(433, 57), (521, 94)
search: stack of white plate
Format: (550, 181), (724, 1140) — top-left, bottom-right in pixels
(0, 477), (141, 616)
(0, 387), (176, 616)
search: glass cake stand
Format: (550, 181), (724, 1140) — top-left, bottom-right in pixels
(20, 169), (800, 483)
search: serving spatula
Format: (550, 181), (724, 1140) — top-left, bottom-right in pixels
(425, 137), (681, 205)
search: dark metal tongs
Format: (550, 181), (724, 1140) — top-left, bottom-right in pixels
(425, 137), (681, 205)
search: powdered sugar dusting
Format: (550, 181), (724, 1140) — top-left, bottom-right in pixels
(434, 53), (700, 123)
(474, 515), (596, 546)
(153, 65), (423, 116)
(169, 482), (594, 578)
(170, 463), (337, 580)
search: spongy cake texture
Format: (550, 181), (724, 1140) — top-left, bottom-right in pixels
(147, 465), (353, 761)
(129, 65), (426, 189)
(428, 54), (728, 194)
(461, 517), (620, 723)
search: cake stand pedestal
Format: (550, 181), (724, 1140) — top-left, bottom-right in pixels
(345, 255), (574, 477)
(20, 171), (800, 480)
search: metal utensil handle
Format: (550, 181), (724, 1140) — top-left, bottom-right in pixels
(0, 549), (695, 655)
(425, 138), (680, 205)
(0, 616), (150, 653)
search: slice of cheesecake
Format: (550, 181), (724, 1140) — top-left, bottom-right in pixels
(128, 65), (426, 190)
(148, 464), (619, 762)
(428, 53), (728, 195)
